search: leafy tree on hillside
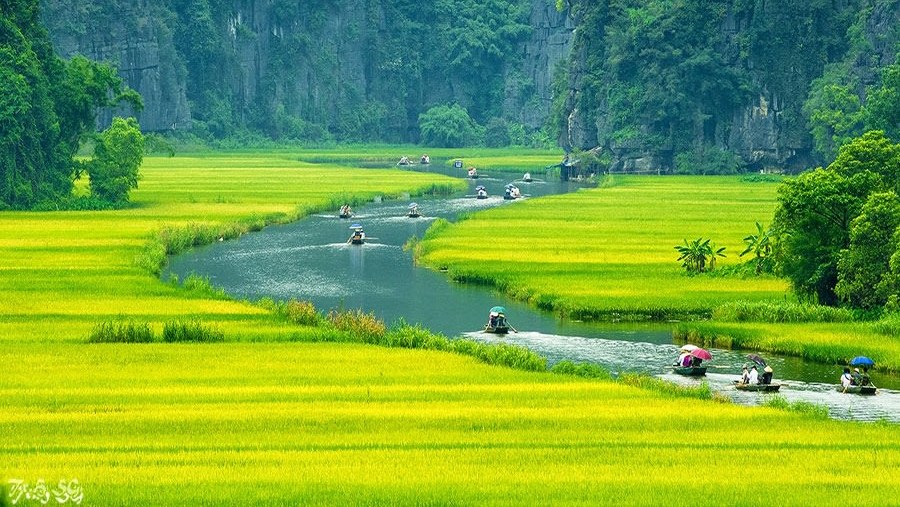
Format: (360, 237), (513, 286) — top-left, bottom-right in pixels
(418, 103), (483, 147)
(866, 59), (900, 141)
(804, 79), (865, 160)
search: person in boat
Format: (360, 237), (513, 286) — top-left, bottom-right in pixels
(674, 352), (689, 367)
(468, 167), (478, 178)
(761, 365), (773, 385)
(398, 156), (411, 166)
(689, 355), (702, 367)
(523, 172), (532, 182)
(739, 365), (750, 384)
(349, 227), (365, 243)
(488, 310), (505, 329)
(840, 367), (853, 389)
(851, 368), (863, 386)
(511, 186), (521, 198)
(748, 365), (759, 384)
(340, 204), (352, 217)
(860, 367), (871, 386)
(420, 154), (430, 164)
(681, 354), (692, 368)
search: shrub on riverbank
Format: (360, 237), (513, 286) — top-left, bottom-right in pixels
(88, 319), (155, 343)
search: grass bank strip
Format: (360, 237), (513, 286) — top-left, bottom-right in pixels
(674, 320), (900, 373)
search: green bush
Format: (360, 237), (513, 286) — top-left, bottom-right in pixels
(162, 319), (224, 343)
(88, 319), (155, 343)
(418, 103), (483, 147)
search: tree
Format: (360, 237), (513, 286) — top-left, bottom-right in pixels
(835, 192), (900, 309)
(88, 117), (144, 204)
(865, 59), (900, 141)
(740, 222), (774, 274)
(675, 238), (725, 274)
(804, 81), (865, 159)
(418, 103), (483, 147)
(773, 132), (900, 304)
(0, 0), (142, 209)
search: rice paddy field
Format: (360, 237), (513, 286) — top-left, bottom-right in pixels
(2, 152), (899, 505)
(418, 175), (789, 316)
(3, 343), (899, 505)
(415, 174), (900, 370)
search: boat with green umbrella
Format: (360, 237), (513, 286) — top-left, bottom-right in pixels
(484, 306), (515, 334)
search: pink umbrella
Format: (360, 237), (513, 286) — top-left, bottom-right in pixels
(690, 348), (712, 361)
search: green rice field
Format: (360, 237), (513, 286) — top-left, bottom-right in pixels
(2, 153), (899, 505)
(415, 174), (900, 370)
(418, 175), (789, 316)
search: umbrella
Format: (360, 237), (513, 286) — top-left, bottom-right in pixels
(689, 348), (712, 361)
(489, 306), (506, 314)
(746, 354), (767, 367)
(679, 344), (699, 352)
(849, 356), (875, 367)
(408, 203), (418, 208)
(349, 224), (363, 229)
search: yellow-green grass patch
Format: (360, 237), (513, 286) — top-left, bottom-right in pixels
(0, 154), (464, 343)
(1, 343), (897, 505)
(418, 175), (789, 317)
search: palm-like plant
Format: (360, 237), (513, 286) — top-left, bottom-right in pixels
(675, 238), (726, 274)
(740, 222), (773, 274)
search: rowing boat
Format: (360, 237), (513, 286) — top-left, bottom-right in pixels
(673, 366), (706, 376)
(837, 385), (877, 395)
(733, 381), (781, 392)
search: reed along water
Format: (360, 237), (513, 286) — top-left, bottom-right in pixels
(165, 163), (899, 422)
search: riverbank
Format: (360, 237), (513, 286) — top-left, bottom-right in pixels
(2, 152), (898, 504)
(414, 174), (900, 371)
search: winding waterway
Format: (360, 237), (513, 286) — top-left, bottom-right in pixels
(165, 162), (899, 422)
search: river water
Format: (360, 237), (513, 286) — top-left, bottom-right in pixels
(165, 162), (899, 422)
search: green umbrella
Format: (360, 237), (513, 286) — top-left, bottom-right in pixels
(489, 306), (506, 314)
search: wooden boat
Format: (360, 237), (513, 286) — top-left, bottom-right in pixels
(407, 211), (421, 218)
(483, 324), (509, 334)
(734, 381), (781, 392)
(837, 385), (877, 395)
(339, 213), (352, 219)
(673, 366), (707, 376)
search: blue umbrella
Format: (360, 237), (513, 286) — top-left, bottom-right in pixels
(349, 224), (363, 229)
(849, 356), (875, 367)
(408, 203), (418, 208)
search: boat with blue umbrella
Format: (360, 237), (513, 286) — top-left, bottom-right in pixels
(839, 356), (877, 394)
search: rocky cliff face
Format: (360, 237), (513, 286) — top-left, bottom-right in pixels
(43, 1), (191, 132)
(41, 0), (573, 139)
(558, 0), (899, 173)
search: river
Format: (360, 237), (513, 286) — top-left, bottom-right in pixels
(164, 161), (899, 422)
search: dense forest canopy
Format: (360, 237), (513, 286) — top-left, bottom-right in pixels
(0, 0), (142, 209)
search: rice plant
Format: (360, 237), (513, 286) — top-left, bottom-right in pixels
(88, 319), (154, 343)
(162, 318), (225, 342)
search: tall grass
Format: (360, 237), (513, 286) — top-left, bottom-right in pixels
(712, 300), (855, 323)
(88, 319), (154, 343)
(162, 319), (225, 342)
